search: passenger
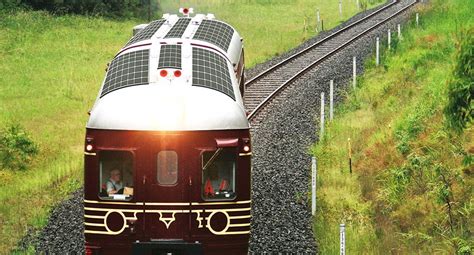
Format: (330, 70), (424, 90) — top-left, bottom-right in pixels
(204, 178), (214, 197)
(204, 165), (219, 197)
(204, 164), (232, 197)
(107, 169), (123, 195)
(204, 177), (230, 196)
(219, 178), (229, 191)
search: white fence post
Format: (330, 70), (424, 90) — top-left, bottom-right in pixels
(339, 0), (342, 18)
(316, 8), (321, 32)
(330, 80), (334, 121)
(352, 56), (357, 89)
(416, 13), (419, 27)
(397, 24), (402, 39)
(356, 0), (360, 10)
(388, 29), (391, 50)
(311, 157), (317, 215)
(320, 92), (325, 137)
(316, 8), (321, 23)
(340, 224), (346, 255)
(376, 37), (380, 66)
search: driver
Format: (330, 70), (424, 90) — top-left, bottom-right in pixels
(106, 169), (123, 195)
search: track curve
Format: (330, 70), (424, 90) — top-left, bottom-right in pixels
(244, 0), (417, 129)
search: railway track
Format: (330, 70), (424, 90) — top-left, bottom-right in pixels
(244, 0), (418, 129)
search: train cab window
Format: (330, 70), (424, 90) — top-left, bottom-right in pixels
(98, 151), (134, 200)
(157, 151), (178, 185)
(202, 148), (237, 200)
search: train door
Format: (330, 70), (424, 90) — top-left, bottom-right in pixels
(143, 134), (191, 241)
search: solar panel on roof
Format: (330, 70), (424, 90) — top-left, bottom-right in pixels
(124, 19), (165, 47)
(164, 18), (191, 39)
(192, 47), (234, 100)
(101, 50), (149, 97)
(158, 45), (182, 69)
(193, 20), (234, 51)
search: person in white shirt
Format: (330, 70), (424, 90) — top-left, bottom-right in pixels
(106, 169), (123, 195)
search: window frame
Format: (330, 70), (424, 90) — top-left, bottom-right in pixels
(97, 149), (135, 201)
(235, 49), (245, 97)
(200, 147), (238, 201)
(156, 150), (179, 186)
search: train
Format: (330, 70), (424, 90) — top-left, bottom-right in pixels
(83, 8), (251, 255)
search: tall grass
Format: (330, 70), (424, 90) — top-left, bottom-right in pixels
(312, 0), (473, 253)
(0, 11), (137, 252)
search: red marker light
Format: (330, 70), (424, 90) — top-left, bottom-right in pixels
(85, 247), (93, 255)
(183, 8), (189, 14)
(160, 70), (168, 77)
(174, 70), (182, 77)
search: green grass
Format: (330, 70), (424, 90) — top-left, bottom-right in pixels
(0, 12), (137, 253)
(312, 0), (473, 253)
(0, 1), (385, 253)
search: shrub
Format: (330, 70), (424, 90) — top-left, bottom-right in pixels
(444, 27), (474, 132)
(0, 124), (39, 171)
(0, 0), (22, 10)
(2, 0), (160, 18)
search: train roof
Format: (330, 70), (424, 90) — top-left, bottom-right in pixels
(87, 13), (249, 131)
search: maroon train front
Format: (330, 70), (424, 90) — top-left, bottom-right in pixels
(83, 9), (251, 255)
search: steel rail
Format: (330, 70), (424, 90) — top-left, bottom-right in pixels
(244, 0), (398, 87)
(247, 0), (417, 122)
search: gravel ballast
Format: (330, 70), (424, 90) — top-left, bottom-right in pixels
(248, 1), (415, 253)
(20, 1), (417, 253)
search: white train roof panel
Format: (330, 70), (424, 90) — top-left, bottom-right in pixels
(87, 85), (249, 131)
(88, 16), (248, 131)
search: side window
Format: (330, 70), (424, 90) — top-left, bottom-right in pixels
(237, 50), (245, 96)
(202, 148), (237, 200)
(157, 151), (178, 185)
(236, 50), (244, 80)
(99, 151), (134, 200)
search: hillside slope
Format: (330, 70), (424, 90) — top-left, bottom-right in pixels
(0, 12), (137, 252)
(312, 0), (473, 253)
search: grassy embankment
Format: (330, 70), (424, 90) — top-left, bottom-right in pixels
(0, 13), (137, 253)
(0, 0), (384, 253)
(312, 0), (473, 253)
